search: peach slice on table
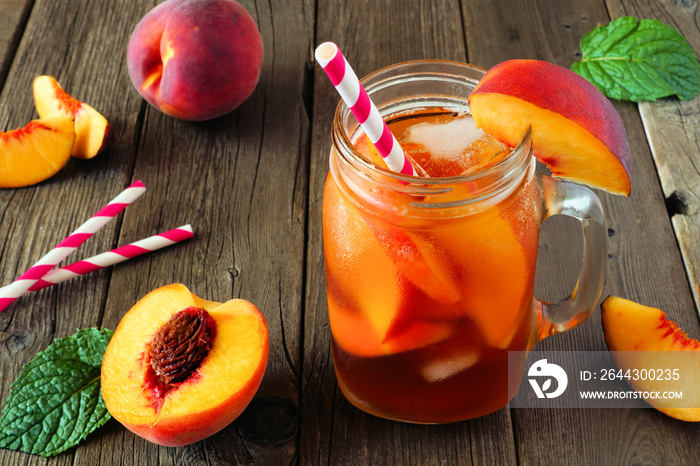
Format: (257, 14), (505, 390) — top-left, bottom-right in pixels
(0, 117), (75, 188)
(469, 59), (632, 196)
(101, 284), (269, 446)
(601, 295), (700, 422)
(33, 75), (112, 159)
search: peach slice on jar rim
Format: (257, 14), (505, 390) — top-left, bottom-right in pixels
(101, 284), (269, 446)
(33, 75), (112, 159)
(469, 59), (632, 196)
(0, 117), (75, 188)
(601, 295), (700, 422)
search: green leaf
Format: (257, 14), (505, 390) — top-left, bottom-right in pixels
(0, 328), (114, 457)
(571, 16), (700, 101)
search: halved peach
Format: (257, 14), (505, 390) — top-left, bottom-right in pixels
(469, 59), (632, 196)
(601, 295), (700, 422)
(0, 117), (75, 188)
(33, 75), (112, 159)
(101, 284), (269, 446)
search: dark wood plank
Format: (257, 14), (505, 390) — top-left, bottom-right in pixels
(1, 0), (698, 464)
(1, 0), (311, 465)
(0, 0), (146, 464)
(462, 0), (700, 464)
(0, 0), (33, 88)
(303, 0), (517, 464)
(89, 0), (313, 464)
(604, 0), (700, 316)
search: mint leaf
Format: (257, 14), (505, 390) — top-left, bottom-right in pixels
(0, 328), (114, 457)
(572, 16), (700, 101)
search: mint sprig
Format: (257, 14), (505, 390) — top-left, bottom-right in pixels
(572, 16), (700, 101)
(0, 328), (114, 457)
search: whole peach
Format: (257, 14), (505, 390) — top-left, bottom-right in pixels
(127, 0), (263, 121)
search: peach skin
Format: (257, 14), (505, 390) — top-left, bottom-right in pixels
(127, 0), (263, 121)
(101, 284), (269, 446)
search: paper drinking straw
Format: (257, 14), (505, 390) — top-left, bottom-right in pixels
(26, 225), (194, 292)
(315, 42), (418, 176)
(0, 180), (147, 313)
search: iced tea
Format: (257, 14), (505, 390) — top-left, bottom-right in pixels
(324, 106), (541, 422)
(323, 60), (608, 424)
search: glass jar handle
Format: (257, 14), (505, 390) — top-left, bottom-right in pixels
(534, 174), (607, 343)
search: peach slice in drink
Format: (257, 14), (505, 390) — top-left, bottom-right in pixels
(361, 218), (461, 306)
(323, 175), (404, 334)
(324, 176), (453, 356)
(328, 291), (453, 358)
(432, 206), (532, 349)
(351, 134), (461, 306)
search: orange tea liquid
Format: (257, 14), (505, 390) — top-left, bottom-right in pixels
(323, 108), (541, 423)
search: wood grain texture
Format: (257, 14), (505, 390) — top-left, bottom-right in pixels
(605, 0), (700, 317)
(0, 0), (144, 463)
(93, 0), (313, 463)
(0, 0), (32, 88)
(462, 0), (700, 464)
(0, 0), (699, 464)
(0, 0), (311, 464)
(303, 1), (516, 465)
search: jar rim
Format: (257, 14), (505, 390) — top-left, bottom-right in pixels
(331, 59), (532, 190)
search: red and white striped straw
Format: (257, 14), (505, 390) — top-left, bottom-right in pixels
(0, 180), (146, 313)
(26, 225), (194, 292)
(315, 42), (418, 176)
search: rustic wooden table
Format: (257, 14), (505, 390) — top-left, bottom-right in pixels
(1, 0), (699, 464)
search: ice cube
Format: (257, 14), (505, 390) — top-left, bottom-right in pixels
(407, 114), (484, 159)
(404, 114), (508, 177)
(420, 351), (479, 382)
